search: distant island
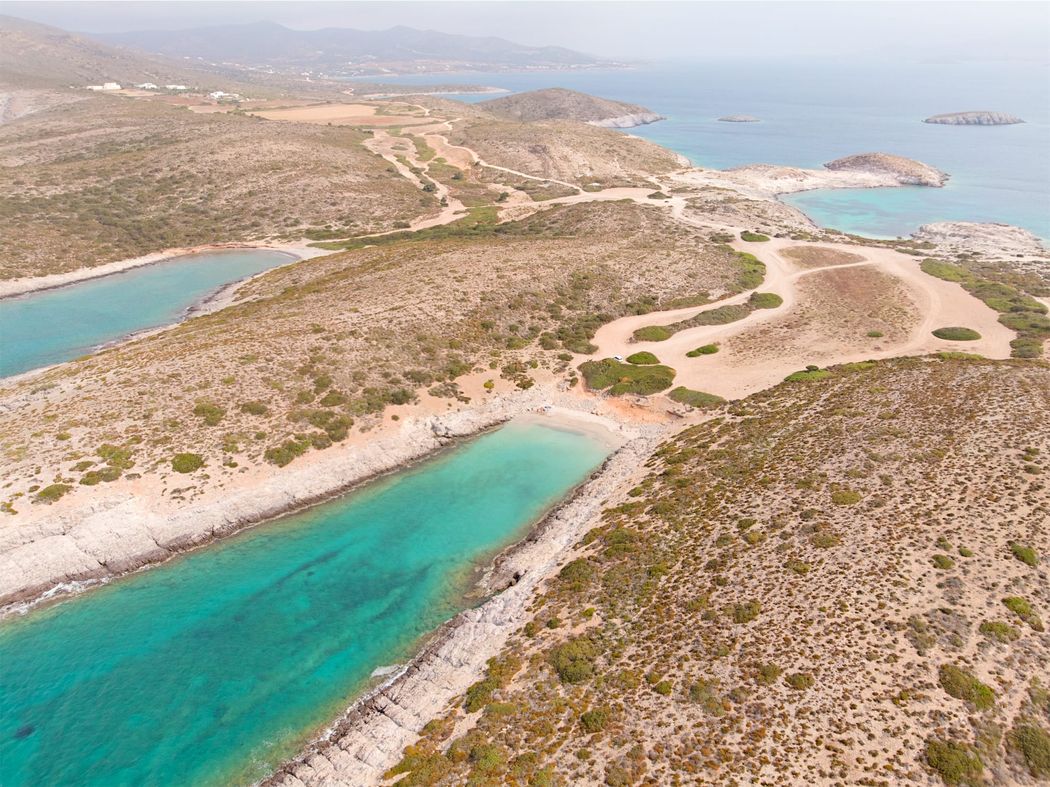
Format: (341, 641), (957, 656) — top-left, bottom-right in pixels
(923, 111), (1024, 126)
(824, 152), (948, 187)
(718, 115), (760, 123)
(478, 87), (664, 128)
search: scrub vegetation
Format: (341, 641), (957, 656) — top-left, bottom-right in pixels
(2, 201), (741, 507)
(390, 357), (1050, 785)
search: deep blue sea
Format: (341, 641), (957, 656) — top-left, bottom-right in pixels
(369, 60), (1050, 239)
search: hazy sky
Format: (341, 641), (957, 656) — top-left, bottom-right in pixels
(3, 1), (1048, 62)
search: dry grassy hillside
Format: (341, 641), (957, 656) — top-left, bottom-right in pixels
(478, 88), (654, 123)
(446, 118), (683, 188)
(0, 94), (433, 277)
(0, 201), (742, 510)
(388, 357), (1050, 786)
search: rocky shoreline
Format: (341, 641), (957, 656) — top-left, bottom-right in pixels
(265, 424), (665, 787)
(0, 389), (643, 614)
(0, 242), (320, 300)
(588, 111), (664, 129)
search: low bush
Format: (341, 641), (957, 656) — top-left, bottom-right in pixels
(686, 344), (719, 356)
(35, 483), (72, 503)
(933, 327), (981, 341)
(1010, 723), (1050, 778)
(925, 738), (983, 786)
(748, 291), (783, 309)
(740, 230), (770, 242)
(938, 664), (995, 710)
(785, 672), (814, 690)
(171, 453), (204, 473)
(668, 387), (725, 408)
(193, 401), (226, 426)
(578, 359), (675, 396)
(631, 325), (673, 342)
(549, 637), (599, 684)
(239, 401), (268, 416)
(626, 351), (660, 365)
(1010, 542), (1039, 567)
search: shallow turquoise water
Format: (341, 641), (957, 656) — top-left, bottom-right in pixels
(366, 60), (1050, 239)
(0, 421), (608, 786)
(0, 249), (294, 378)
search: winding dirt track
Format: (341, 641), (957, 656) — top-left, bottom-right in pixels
(588, 237), (1014, 399)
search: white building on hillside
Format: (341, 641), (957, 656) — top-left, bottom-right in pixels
(135, 82), (158, 90)
(86, 82), (121, 91)
(164, 84), (189, 91)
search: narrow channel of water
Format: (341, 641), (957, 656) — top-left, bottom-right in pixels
(0, 249), (294, 378)
(0, 420), (610, 786)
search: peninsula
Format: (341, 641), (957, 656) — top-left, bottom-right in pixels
(1, 13), (1048, 787)
(478, 87), (664, 128)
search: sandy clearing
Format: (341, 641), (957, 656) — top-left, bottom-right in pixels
(587, 237), (1015, 400)
(252, 103), (433, 127)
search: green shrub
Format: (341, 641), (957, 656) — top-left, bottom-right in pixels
(748, 291), (783, 309)
(35, 483), (72, 503)
(785, 672), (814, 690)
(668, 387), (725, 408)
(932, 554), (956, 570)
(925, 738), (983, 785)
(867, 330), (885, 338)
(978, 621), (1020, 643)
(740, 230), (770, 242)
(239, 401), (268, 416)
(920, 259), (971, 283)
(625, 351), (660, 365)
(727, 599), (761, 624)
(549, 638), (598, 684)
(686, 344), (719, 357)
(1010, 723), (1050, 778)
(753, 662), (782, 686)
(631, 325), (673, 342)
(264, 437), (311, 467)
(580, 707), (610, 733)
(171, 453), (204, 473)
(1010, 542), (1039, 567)
(1003, 597), (1044, 631)
(578, 359), (675, 396)
(938, 664), (995, 710)
(785, 368), (832, 382)
(831, 489), (861, 505)
(193, 401), (226, 426)
(786, 558), (810, 575)
(932, 327), (981, 341)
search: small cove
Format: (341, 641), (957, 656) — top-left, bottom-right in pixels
(0, 419), (611, 786)
(0, 249), (295, 378)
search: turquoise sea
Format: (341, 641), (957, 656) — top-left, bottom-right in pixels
(0, 421), (609, 786)
(0, 249), (293, 378)
(372, 59), (1050, 239)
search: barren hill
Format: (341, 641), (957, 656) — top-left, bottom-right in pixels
(479, 87), (663, 128)
(92, 22), (608, 77)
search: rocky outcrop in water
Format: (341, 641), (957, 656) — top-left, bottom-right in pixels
(718, 115), (760, 123)
(588, 111), (664, 129)
(923, 111), (1024, 126)
(824, 152), (948, 187)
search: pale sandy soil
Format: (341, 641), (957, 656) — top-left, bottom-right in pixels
(589, 237), (1014, 400)
(251, 102), (433, 127)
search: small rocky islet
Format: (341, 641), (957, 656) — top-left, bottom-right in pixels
(923, 110), (1024, 126)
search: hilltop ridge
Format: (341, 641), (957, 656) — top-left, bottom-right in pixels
(478, 87), (663, 128)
